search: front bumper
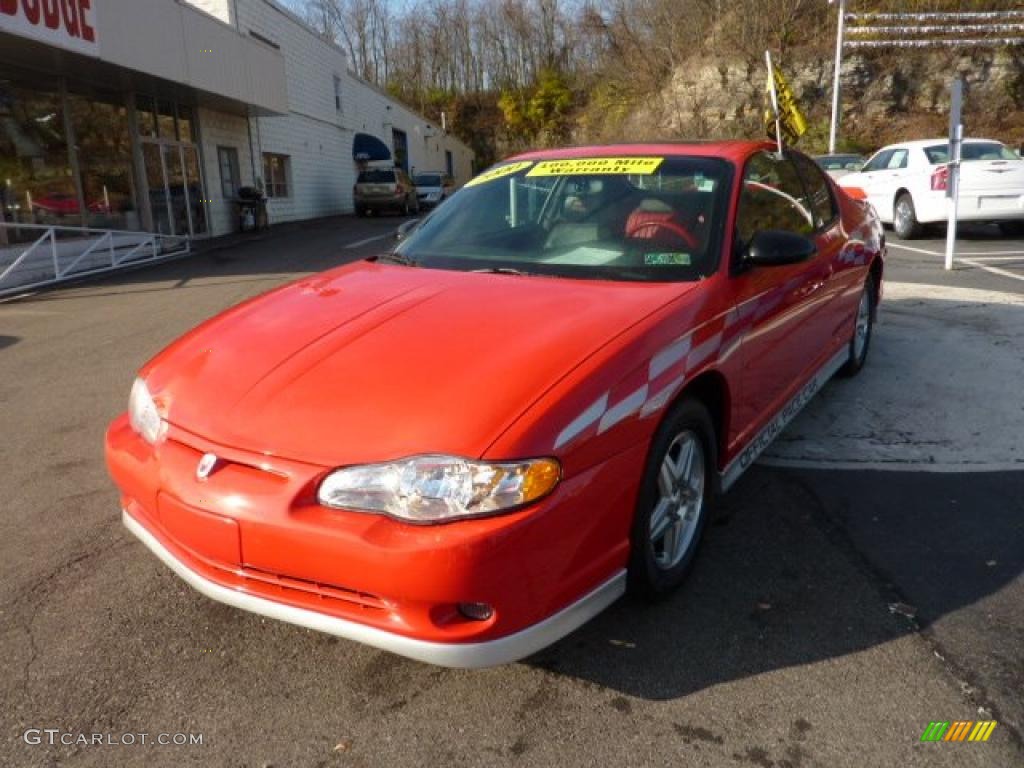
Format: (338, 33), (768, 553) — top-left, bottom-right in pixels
(123, 508), (624, 667)
(107, 415), (642, 666)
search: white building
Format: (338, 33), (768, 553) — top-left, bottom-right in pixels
(187, 0), (474, 234)
(0, 0), (474, 246)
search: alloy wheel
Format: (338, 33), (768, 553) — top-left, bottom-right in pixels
(650, 430), (705, 570)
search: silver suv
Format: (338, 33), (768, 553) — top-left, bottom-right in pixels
(354, 168), (420, 216)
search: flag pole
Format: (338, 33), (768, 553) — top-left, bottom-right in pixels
(828, 0), (846, 154)
(765, 50), (783, 158)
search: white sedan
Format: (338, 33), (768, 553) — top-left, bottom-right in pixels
(839, 138), (1024, 239)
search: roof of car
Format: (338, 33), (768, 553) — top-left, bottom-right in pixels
(878, 138), (1002, 150)
(508, 141), (777, 164)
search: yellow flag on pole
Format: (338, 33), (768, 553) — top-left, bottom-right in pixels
(764, 65), (808, 145)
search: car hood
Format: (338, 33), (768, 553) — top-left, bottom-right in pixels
(143, 262), (692, 466)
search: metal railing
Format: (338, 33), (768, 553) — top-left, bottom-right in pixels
(0, 223), (190, 297)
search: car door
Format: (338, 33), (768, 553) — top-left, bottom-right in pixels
(790, 150), (852, 351)
(863, 148), (912, 222)
(854, 149), (893, 218)
(727, 151), (836, 447)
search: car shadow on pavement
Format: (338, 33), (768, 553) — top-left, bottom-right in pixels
(526, 465), (1023, 708)
(0, 335), (19, 350)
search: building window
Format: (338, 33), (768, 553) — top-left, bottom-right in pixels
(67, 91), (139, 231)
(218, 147), (241, 199)
(135, 95), (158, 139)
(334, 75), (343, 112)
(445, 150), (454, 178)
(262, 153), (290, 198)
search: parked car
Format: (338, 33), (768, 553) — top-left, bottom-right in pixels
(814, 153), (865, 180)
(839, 138), (1024, 238)
(107, 142), (884, 668)
(413, 172), (455, 209)
(354, 167), (419, 216)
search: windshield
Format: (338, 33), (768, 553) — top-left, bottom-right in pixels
(395, 156), (731, 282)
(925, 142), (1019, 164)
(414, 174), (442, 186)
(358, 169), (396, 183)
(817, 155), (863, 171)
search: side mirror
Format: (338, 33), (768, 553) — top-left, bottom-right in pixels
(743, 230), (817, 267)
(394, 217), (422, 243)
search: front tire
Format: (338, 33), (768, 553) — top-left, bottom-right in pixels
(893, 193), (923, 240)
(839, 276), (876, 377)
(628, 399), (716, 597)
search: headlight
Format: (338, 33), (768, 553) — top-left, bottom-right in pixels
(318, 455), (561, 523)
(128, 377), (165, 444)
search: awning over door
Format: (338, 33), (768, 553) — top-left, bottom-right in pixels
(353, 133), (392, 162)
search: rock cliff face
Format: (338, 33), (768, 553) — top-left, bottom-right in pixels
(631, 49), (1024, 152)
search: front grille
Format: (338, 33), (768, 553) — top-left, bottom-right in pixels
(239, 566), (386, 611)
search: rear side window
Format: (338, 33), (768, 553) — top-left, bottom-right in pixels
(736, 151), (816, 246)
(791, 152), (838, 230)
(925, 142), (1018, 164)
(886, 149), (909, 170)
(862, 150), (893, 173)
(358, 170), (396, 183)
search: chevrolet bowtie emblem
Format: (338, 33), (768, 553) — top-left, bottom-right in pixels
(196, 453), (219, 480)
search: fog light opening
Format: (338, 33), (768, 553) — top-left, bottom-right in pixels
(457, 602), (493, 621)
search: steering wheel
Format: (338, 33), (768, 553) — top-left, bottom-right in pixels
(626, 218), (699, 250)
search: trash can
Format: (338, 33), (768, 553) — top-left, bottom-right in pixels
(235, 187), (268, 233)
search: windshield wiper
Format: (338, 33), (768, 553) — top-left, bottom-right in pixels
(368, 252), (418, 266)
(470, 267), (532, 276)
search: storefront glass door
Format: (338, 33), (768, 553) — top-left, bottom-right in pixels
(141, 142), (207, 237)
(143, 143), (171, 235)
(164, 145), (189, 237)
(136, 95), (207, 238)
(183, 146), (207, 236)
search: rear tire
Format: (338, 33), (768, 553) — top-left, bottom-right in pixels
(893, 193), (923, 240)
(355, 206), (366, 218)
(628, 399), (716, 598)
(839, 276), (876, 377)
(998, 221), (1024, 237)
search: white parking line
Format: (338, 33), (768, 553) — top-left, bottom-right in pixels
(343, 233), (391, 249)
(960, 258), (1024, 283)
(887, 242), (940, 256)
(964, 254), (1024, 261)
(888, 242), (1024, 282)
(888, 243), (1024, 258)
(959, 250), (1024, 257)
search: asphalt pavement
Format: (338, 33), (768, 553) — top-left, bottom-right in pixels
(1, 215), (1022, 767)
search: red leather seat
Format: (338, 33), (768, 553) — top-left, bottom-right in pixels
(625, 201), (698, 250)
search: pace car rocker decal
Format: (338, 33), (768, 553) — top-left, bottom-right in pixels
(719, 346), (849, 490)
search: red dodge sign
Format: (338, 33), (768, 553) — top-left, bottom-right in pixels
(0, 0), (99, 56)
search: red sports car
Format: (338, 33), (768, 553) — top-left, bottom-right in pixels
(106, 142), (884, 667)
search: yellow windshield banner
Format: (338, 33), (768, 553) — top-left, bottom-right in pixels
(464, 161), (534, 187)
(527, 157), (664, 177)
(764, 65), (807, 144)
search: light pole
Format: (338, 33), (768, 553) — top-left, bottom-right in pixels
(828, 0), (847, 154)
